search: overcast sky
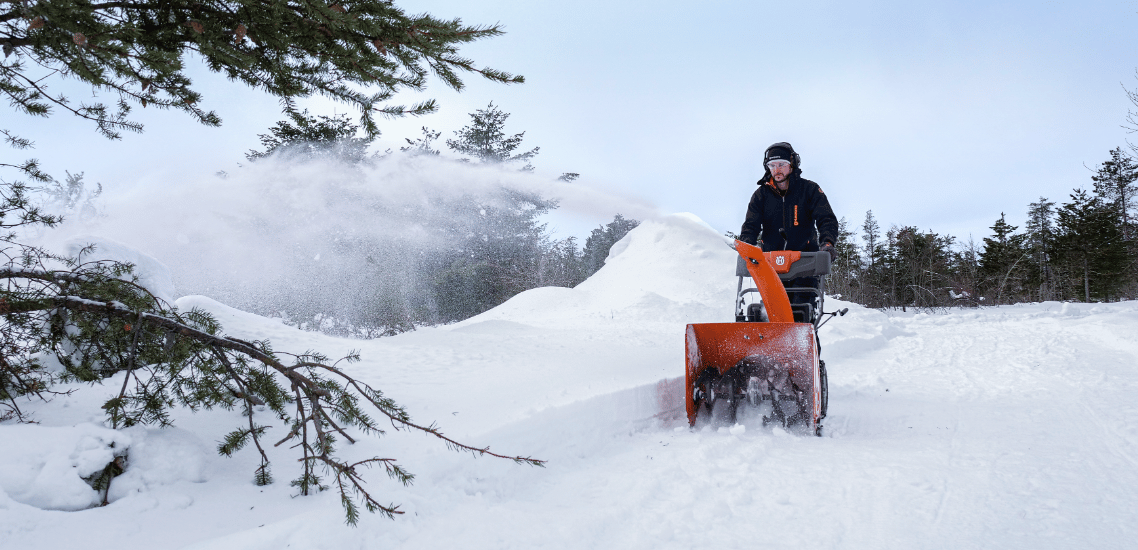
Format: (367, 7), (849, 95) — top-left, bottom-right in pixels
(13, 0), (1138, 244)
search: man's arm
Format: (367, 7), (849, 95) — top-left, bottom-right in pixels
(738, 190), (764, 245)
(810, 185), (839, 246)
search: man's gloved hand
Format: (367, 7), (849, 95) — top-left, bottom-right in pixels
(820, 242), (838, 262)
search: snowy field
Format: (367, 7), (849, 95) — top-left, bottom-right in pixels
(2, 214), (1137, 549)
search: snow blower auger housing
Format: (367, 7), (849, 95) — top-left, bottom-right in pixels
(685, 240), (845, 436)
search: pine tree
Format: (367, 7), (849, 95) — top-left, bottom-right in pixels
(446, 103), (539, 170)
(1090, 148), (1138, 241)
(827, 217), (861, 301)
(42, 170), (102, 221)
(430, 190), (559, 321)
(400, 127), (443, 156)
(1052, 189), (1128, 301)
(246, 110), (375, 163)
(861, 211), (882, 270)
(884, 226), (955, 309)
(952, 237), (982, 306)
(539, 236), (587, 288)
(581, 214), (640, 277)
(1025, 197), (1056, 301)
(1089, 148), (1138, 297)
(859, 211), (887, 306)
(978, 213), (1028, 304)
(1, 0), (523, 139)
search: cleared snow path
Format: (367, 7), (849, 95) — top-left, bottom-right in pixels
(363, 300), (1138, 550)
(3, 215), (1136, 550)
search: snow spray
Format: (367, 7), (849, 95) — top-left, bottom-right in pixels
(33, 152), (658, 331)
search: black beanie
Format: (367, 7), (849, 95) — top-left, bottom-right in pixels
(765, 145), (794, 164)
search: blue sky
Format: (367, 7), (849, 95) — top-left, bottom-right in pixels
(12, 0), (1138, 244)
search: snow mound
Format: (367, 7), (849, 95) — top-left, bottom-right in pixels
(818, 298), (915, 360)
(0, 423), (129, 511)
(106, 427), (211, 501)
(63, 236), (177, 304)
(0, 423), (210, 512)
(175, 294), (288, 333)
(453, 213), (738, 328)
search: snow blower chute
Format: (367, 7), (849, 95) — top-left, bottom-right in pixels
(685, 240), (845, 436)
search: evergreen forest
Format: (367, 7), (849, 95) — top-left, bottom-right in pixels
(825, 147), (1138, 308)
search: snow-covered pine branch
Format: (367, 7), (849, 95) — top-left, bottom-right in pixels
(1, 251), (542, 524)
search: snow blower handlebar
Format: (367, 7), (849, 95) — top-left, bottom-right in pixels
(733, 240), (795, 323)
(734, 251), (832, 280)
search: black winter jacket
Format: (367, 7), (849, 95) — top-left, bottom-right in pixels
(738, 174), (839, 252)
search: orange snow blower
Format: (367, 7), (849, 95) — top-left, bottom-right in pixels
(685, 240), (845, 436)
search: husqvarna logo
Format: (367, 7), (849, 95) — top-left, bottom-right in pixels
(775, 256), (786, 266)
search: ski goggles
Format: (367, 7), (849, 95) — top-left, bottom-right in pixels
(766, 160), (791, 169)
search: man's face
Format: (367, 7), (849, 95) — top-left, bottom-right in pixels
(767, 160), (792, 188)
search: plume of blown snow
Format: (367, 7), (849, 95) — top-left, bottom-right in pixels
(30, 151), (659, 329)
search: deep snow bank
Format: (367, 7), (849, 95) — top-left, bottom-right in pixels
(452, 212), (738, 327)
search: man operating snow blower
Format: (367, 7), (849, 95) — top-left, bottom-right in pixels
(683, 141), (846, 435)
(738, 142), (839, 311)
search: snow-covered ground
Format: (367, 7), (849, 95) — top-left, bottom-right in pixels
(3, 214), (1137, 549)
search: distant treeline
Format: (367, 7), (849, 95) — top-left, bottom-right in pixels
(824, 148), (1136, 309)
